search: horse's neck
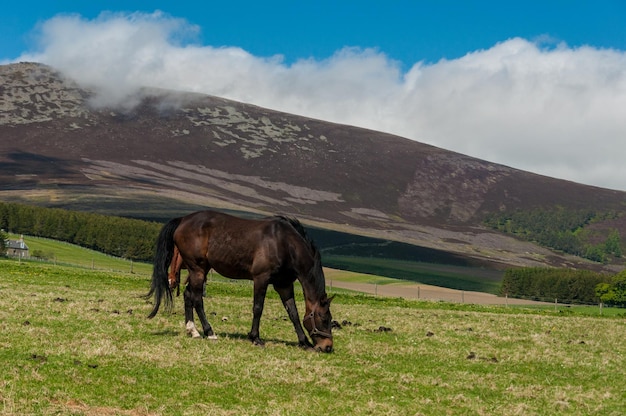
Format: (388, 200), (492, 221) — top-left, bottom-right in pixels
(298, 268), (326, 306)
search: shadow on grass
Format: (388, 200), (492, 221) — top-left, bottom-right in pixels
(150, 329), (181, 337)
(149, 328), (312, 349)
(208, 331), (305, 349)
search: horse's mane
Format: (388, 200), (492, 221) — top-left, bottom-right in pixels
(274, 215), (325, 294)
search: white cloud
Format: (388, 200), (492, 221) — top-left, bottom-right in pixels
(15, 12), (626, 191)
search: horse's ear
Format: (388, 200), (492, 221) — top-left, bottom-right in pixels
(320, 294), (335, 307)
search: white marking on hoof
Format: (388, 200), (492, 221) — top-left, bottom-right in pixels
(206, 334), (218, 341)
(186, 321), (201, 338)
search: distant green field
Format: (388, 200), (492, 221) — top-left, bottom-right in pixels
(323, 255), (503, 294)
(8, 234), (152, 275)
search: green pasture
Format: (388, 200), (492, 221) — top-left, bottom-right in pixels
(1, 258), (624, 415)
(8, 233), (152, 275)
(323, 255), (503, 294)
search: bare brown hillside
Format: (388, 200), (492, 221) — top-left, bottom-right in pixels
(1, 62), (625, 271)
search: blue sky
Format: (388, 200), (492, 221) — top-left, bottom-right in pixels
(3, 1), (625, 65)
(2, 1), (626, 191)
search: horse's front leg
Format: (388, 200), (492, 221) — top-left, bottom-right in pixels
(248, 276), (270, 346)
(275, 284), (313, 349)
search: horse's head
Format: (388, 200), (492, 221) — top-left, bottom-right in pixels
(303, 295), (334, 353)
(167, 273), (178, 291)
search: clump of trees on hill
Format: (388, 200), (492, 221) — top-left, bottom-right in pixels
(595, 271), (626, 307)
(500, 267), (626, 306)
(0, 202), (161, 261)
(485, 208), (623, 263)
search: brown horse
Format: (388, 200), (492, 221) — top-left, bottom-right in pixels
(167, 245), (204, 297)
(147, 210), (334, 352)
(167, 245), (185, 295)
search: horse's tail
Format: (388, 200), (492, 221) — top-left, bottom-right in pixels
(146, 217), (182, 318)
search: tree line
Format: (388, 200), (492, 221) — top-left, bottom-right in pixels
(485, 208), (623, 263)
(595, 271), (626, 307)
(0, 202), (161, 261)
(500, 267), (622, 305)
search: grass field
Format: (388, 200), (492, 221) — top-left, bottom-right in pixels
(1, 256), (625, 415)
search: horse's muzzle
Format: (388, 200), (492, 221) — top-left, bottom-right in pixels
(314, 339), (334, 353)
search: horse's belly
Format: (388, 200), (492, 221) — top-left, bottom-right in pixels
(211, 262), (253, 281)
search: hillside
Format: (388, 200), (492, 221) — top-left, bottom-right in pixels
(1, 62), (625, 271)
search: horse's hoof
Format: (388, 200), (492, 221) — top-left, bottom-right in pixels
(186, 321), (202, 338)
(206, 334), (218, 341)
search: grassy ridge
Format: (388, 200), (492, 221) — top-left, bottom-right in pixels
(9, 233), (152, 275)
(1, 259), (625, 415)
(310, 226), (505, 294)
(324, 254), (503, 294)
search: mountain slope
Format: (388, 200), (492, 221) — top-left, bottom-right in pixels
(1, 62), (625, 271)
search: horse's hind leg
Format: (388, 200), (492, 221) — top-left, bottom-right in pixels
(184, 269), (216, 339)
(183, 285), (201, 338)
(194, 295), (217, 340)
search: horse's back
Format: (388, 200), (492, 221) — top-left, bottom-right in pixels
(174, 210), (306, 280)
